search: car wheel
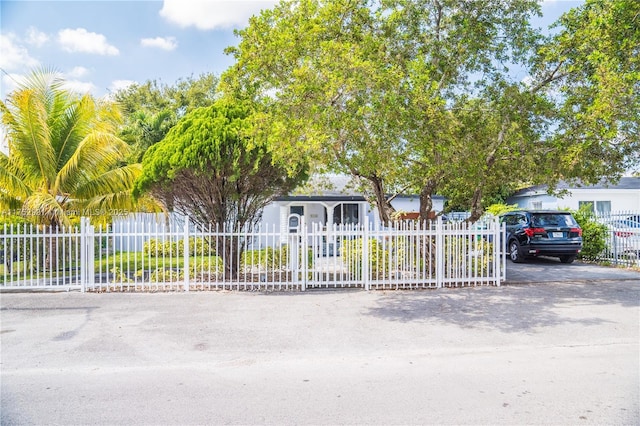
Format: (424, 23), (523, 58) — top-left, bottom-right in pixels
(559, 255), (576, 264)
(509, 241), (524, 263)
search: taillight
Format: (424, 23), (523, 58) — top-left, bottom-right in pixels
(524, 227), (545, 237)
(615, 231), (633, 238)
(570, 227), (582, 236)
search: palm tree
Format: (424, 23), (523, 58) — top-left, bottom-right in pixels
(0, 69), (147, 229)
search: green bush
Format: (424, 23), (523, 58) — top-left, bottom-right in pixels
(242, 247), (286, 267)
(444, 236), (494, 276)
(484, 203), (518, 216)
(142, 237), (214, 257)
(572, 205), (607, 261)
(341, 238), (387, 277)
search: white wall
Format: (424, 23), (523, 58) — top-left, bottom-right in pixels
(556, 189), (640, 212)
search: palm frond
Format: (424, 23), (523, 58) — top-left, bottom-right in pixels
(22, 191), (68, 227)
(0, 153), (31, 200)
(73, 164), (141, 200)
(56, 131), (131, 194)
(4, 88), (57, 186)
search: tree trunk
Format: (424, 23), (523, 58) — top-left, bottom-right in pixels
(419, 180), (438, 223)
(369, 176), (395, 226)
(468, 188), (484, 223)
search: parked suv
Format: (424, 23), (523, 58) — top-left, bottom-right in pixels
(500, 210), (583, 264)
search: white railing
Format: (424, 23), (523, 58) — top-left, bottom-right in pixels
(1, 217), (506, 292)
(594, 211), (640, 266)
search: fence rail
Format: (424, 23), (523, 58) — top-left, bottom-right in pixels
(1, 217), (506, 292)
(593, 211), (640, 267)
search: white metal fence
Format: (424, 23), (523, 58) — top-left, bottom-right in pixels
(0, 217), (506, 292)
(594, 211), (640, 267)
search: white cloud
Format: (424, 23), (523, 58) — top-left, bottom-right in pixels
(141, 36), (178, 51)
(66, 66), (90, 78)
(159, 0), (278, 30)
(58, 28), (119, 55)
(25, 27), (49, 47)
(109, 79), (136, 93)
(0, 34), (39, 71)
(62, 79), (97, 94)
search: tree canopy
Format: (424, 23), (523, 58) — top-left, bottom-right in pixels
(0, 69), (150, 227)
(134, 100), (308, 231)
(221, 0), (638, 221)
(114, 73), (219, 162)
(221, 0), (545, 223)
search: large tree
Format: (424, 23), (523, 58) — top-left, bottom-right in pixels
(114, 73), (219, 161)
(134, 100), (308, 275)
(221, 0), (543, 223)
(0, 70), (146, 228)
(532, 0), (640, 183)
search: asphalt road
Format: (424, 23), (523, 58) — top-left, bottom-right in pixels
(1, 263), (639, 425)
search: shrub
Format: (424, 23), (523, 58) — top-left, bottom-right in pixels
(341, 238), (387, 277)
(484, 203), (518, 217)
(443, 236), (494, 276)
(142, 237), (214, 257)
(572, 205), (607, 261)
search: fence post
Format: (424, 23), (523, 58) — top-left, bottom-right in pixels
(80, 217), (95, 292)
(494, 218), (502, 287)
(301, 216), (307, 291)
(436, 217), (444, 289)
(362, 217), (370, 291)
(184, 218), (190, 292)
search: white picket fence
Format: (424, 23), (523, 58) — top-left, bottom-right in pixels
(0, 217), (506, 292)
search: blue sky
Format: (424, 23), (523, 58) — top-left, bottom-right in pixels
(1, 0), (583, 101)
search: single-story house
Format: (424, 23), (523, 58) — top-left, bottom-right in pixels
(111, 174), (444, 250)
(260, 174), (444, 233)
(506, 177), (640, 213)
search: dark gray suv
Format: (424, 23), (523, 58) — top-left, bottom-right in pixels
(500, 210), (583, 264)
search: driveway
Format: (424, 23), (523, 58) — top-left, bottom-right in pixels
(506, 256), (640, 283)
(1, 276), (639, 425)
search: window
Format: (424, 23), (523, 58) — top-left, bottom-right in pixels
(532, 201), (542, 210)
(578, 201), (611, 214)
(596, 201), (611, 214)
(290, 206), (304, 216)
(333, 203), (359, 225)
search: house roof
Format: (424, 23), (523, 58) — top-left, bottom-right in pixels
(510, 177), (640, 198)
(274, 174), (444, 202)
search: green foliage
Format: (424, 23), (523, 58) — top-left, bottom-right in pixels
(242, 247), (286, 267)
(142, 237), (214, 257)
(0, 68), (152, 227)
(485, 203), (519, 217)
(341, 238), (387, 277)
(0, 215), (30, 234)
(115, 73), (219, 162)
(444, 237), (495, 276)
(135, 100), (308, 231)
(533, 0), (640, 184)
(572, 204), (608, 260)
(222, 0), (544, 223)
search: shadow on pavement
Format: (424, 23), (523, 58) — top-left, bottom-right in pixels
(364, 280), (639, 333)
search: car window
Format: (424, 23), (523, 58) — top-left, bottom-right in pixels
(531, 214), (576, 227)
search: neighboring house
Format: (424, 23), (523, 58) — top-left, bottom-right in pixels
(506, 177), (640, 213)
(261, 174), (444, 234)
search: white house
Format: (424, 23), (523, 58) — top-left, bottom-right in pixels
(260, 174), (444, 234)
(506, 177), (640, 213)
(111, 174), (444, 250)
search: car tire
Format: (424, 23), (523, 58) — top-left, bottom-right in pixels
(509, 241), (524, 263)
(559, 255), (576, 264)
